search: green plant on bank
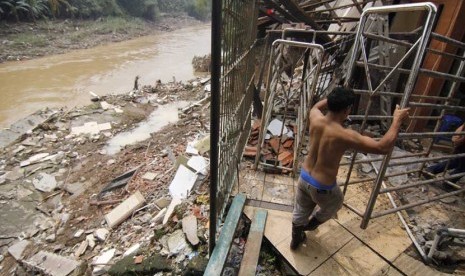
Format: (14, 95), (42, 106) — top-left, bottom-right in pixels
(25, 0), (49, 20)
(0, 0), (212, 22)
(10, 32), (49, 47)
(1, 0), (30, 21)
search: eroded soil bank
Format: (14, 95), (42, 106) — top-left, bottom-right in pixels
(0, 14), (204, 63)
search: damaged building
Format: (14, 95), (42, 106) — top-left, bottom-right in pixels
(1, 0), (465, 275)
(208, 0), (465, 275)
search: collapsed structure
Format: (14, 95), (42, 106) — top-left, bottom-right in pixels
(210, 0), (465, 271)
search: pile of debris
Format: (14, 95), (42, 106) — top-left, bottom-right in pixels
(0, 78), (215, 275)
(244, 118), (297, 172)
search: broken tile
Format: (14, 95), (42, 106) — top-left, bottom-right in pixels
(187, 156), (208, 175)
(269, 138), (280, 153)
(267, 119), (289, 136)
(169, 165), (197, 199)
(104, 191), (145, 228)
(28, 251), (80, 276)
(182, 215), (199, 246)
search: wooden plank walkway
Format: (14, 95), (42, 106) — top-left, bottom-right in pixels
(238, 209), (268, 276)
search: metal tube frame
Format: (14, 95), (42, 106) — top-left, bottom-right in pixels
(343, 2), (437, 229)
(254, 39), (324, 175)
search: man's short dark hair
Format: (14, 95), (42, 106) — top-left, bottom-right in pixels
(327, 87), (356, 112)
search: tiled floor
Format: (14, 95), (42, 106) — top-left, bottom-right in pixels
(237, 169), (451, 276)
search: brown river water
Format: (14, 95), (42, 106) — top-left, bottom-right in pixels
(0, 24), (210, 128)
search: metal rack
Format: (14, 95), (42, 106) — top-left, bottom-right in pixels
(254, 39), (324, 175)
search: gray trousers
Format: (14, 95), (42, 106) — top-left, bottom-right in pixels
(292, 177), (344, 226)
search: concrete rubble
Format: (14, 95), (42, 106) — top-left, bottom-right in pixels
(0, 78), (213, 275)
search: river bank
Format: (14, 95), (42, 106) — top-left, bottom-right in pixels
(0, 14), (205, 63)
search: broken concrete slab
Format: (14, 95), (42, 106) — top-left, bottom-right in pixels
(93, 248), (116, 276)
(194, 135), (210, 154)
(186, 142), (199, 155)
(187, 156), (208, 175)
(0, 109), (56, 148)
(32, 173), (57, 192)
(123, 243), (140, 257)
(87, 234), (96, 249)
(71, 121), (112, 136)
(169, 165), (197, 199)
(74, 229), (84, 238)
(25, 250), (80, 276)
(167, 229), (188, 255)
(8, 239), (30, 260)
(75, 240), (88, 257)
(182, 215), (199, 246)
(94, 228), (110, 242)
(104, 191), (145, 228)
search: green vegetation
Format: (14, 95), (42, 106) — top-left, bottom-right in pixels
(0, 0), (211, 22)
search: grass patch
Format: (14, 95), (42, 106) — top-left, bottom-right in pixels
(10, 33), (49, 48)
(89, 17), (147, 35)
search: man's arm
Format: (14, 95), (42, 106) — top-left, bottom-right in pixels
(452, 123), (465, 146)
(309, 99), (327, 118)
(345, 106), (410, 154)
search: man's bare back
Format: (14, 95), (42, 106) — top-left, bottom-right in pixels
(303, 97), (409, 187)
(291, 87), (409, 250)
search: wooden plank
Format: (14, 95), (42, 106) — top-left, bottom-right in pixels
(238, 209), (267, 276)
(204, 194), (246, 276)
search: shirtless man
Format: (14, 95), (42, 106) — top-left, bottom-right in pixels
(291, 87), (410, 250)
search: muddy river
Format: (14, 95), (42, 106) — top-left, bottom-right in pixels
(0, 24), (210, 128)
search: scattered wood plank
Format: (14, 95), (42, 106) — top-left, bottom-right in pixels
(238, 209), (268, 276)
(204, 194), (246, 276)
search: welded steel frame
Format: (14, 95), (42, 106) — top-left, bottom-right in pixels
(342, 3), (437, 231)
(210, 0), (258, 255)
(254, 39), (323, 175)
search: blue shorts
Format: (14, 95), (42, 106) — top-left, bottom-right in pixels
(300, 169), (336, 191)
